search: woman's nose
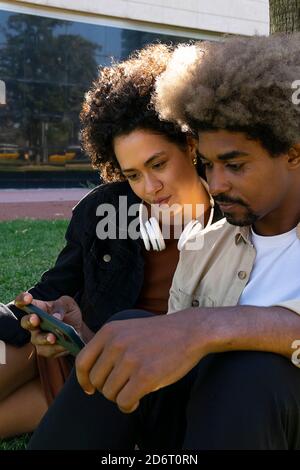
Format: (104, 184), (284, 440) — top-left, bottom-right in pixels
(144, 175), (163, 195)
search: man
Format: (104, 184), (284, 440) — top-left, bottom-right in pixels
(28, 33), (300, 450)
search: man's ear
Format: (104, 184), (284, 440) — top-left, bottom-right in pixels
(287, 143), (300, 169)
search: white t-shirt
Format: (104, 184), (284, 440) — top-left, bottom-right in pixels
(238, 226), (300, 306)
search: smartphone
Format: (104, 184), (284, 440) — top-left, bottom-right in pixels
(19, 303), (85, 356)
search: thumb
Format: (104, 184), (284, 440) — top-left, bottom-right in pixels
(15, 292), (33, 307)
(52, 312), (64, 321)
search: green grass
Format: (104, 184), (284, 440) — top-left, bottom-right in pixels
(0, 219), (69, 449)
(0, 219), (68, 303)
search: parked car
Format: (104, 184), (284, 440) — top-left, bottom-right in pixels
(0, 144), (20, 160)
(49, 145), (88, 163)
(64, 145), (88, 161)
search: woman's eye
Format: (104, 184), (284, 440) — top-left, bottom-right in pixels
(152, 161), (166, 170)
(127, 173), (139, 181)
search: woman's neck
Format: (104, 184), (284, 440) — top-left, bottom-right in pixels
(188, 177), (211, 225)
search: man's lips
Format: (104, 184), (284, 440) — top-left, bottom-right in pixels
(218, 202), (239, 211)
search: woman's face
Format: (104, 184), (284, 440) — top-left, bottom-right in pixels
(113, 129), (201, 209)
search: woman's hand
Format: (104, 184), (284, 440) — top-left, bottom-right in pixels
(16, 292), (83, 358)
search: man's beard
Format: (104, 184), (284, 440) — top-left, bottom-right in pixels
(215, 195), (258, 227)
(224, 210), (258, 227)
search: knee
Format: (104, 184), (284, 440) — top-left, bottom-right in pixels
(185, 352), (300, 449)
(219, 351), (299, 390)
(195, 351), (300, 407)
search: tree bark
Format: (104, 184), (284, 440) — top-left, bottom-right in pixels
(269, 0), (300, 33)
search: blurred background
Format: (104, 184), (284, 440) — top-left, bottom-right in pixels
(0, 0), (269, 189)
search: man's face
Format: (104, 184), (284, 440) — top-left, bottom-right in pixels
(198, 130), (291, 232)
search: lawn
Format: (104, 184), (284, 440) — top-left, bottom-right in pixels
(0, 219), (68, 449)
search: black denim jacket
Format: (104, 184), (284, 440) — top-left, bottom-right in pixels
(1, 181), (222, 347)
(0, 181), (145, 346)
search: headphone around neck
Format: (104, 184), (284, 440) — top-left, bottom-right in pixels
(139, 178), (214, 252)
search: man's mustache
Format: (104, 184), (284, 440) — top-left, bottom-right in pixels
(214, 195), (248, 207)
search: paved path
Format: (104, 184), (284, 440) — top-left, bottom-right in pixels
(0, 188), (90, 220)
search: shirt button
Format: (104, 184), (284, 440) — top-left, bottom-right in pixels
(238, 270), (247, 280)
(192, 299), (199, 307)
(103, 254), (111, 263)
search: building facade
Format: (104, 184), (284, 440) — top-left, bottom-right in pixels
(0, 0), (269, 188)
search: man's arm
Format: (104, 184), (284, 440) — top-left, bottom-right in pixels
(190, 304), (300, 360)
(75, 303), (300, 413)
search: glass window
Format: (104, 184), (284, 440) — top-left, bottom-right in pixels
(0, 10), (195, 188)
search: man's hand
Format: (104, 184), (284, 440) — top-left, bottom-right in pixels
(17, 292), (83, 358)
(75, 311), (209, 413)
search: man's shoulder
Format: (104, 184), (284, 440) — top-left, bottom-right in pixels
(199, 217), (238, 246)
(179, 218), (240, 266)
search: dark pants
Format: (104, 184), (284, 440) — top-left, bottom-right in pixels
(28, 310), (300, 450)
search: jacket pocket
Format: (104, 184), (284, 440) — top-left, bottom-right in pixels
(178, 289), (215, 308)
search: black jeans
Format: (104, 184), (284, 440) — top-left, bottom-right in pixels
(28, 310), (300, 450)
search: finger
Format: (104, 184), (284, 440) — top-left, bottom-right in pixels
(100, 363), (131, 403)
(52, 312), (63, 320)
(88, 348), (116, 394)
(75, 331), (107, 394)
(118, 402), (140, 414)
(60, 295), (78, 308)
(115, 379), (143, 414)
(48, 302), (65, 318)
(31, 330), (56, 346)
(36, 344), (67, 358)
(15, 292), (33, 307)
(20, 314), (40, 331)
(31, 299), (52, 314)
(50, 295), (76, 317)
(53, 350), (70, 358)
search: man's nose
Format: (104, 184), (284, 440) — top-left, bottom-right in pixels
(207, 168), (231, 197)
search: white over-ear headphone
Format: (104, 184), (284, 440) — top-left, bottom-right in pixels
(139, 178), (214, 251)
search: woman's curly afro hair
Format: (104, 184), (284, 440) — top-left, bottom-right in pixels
(154, 33), (300, 155)
(80, 43), (189, 182)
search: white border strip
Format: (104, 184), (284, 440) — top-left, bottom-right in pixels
(0, 1), (221, 40)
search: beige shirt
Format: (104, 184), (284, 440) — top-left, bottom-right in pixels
(168, 218), (300, 316)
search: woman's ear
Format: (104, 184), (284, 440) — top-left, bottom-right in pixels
(287, 143), (300, 169)
(186, 135), (198, 155)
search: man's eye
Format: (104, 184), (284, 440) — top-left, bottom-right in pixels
(227, 163), (244, 172)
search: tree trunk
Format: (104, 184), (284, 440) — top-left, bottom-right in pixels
(269, 0), (300, 33)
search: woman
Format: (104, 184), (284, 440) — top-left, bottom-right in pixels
(0, 43), (218, 439)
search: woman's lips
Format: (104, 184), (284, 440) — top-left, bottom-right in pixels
(153, 196), (171, 206)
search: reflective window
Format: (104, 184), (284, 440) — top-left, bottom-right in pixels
(0, 10), (194, 188)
